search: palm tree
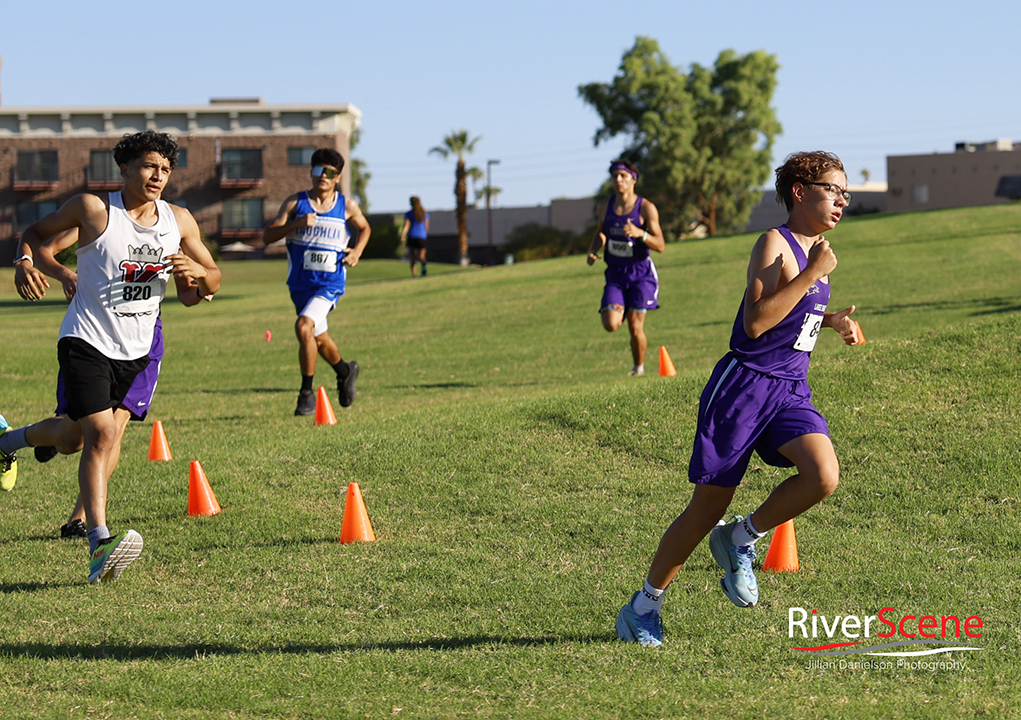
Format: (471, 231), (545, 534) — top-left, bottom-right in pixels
(466, 166), (485, 208)
(430, 130), (482, 266)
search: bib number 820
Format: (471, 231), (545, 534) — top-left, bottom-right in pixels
(122, 284), (152, 302)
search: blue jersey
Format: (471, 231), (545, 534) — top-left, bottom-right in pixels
(602, 195), (651, 268)
(405, 211), (429, 239)
(285, 191), (349, 295)
(729, 225), (831, 381)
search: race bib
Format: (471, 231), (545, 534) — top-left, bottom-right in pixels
(303, 249), (338, 272)
(109, 279), (163, 316)
(607, 239), (634, 258)
(793, 312), (824, 352)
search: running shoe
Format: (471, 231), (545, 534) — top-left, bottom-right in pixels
(294, 389), (316, 416)
(88, 529), (144, 583)
(339, 361), (359, 407)
(616, 591), (664, 647)
(710, 516), (759, 607)
(61, 519), (88, 539)
(0, 415), (17, 492)
(627, 367), (645, 377)
(35, 445), (58, 463)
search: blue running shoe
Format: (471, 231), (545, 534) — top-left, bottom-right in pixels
(616, 591), (664, 647)
(0, 415), (17, 492)
(88, 530), (144, 583)
(710, 516), (759, 607)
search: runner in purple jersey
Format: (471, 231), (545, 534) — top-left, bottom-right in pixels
(616, 152), (865, 647)
(6, 227), (212, 538)
(586, 160), (666, 376)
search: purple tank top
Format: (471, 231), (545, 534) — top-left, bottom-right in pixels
(602, 196), (650, 268)
(729, 225), (831, 380)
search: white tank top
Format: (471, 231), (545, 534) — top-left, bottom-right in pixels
(60, 192), (182, 360)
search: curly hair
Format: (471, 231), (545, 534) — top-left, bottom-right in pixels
(112, 130), (179, 168)
(310, 148), (345, 172)
(774, 151), (845, 210)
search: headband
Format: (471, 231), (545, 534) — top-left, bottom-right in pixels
(611, 163), (638, 181)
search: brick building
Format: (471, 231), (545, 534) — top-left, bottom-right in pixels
(0, 98), (361, 264)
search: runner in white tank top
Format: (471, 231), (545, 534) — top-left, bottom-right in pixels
(59, 191), (182, 360)
(11, 130), (221, 585)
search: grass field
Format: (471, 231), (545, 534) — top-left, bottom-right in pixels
(1, 203), (1020, 718)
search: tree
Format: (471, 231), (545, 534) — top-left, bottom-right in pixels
(466, 166), (485, 208)
(430, 129), (482, 265)
(579, 37), (781, 237)
(476, 185), (502, 206)
(349, 128), (371, 212)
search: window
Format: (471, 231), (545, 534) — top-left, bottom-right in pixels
(15, 200), (59, 232)
(89, 150), (121, 185)
(221, 148), (262, 180)
(287, 147), (315, 166)
(911, 184), (929, 205)
(176, 148), (188, 168)
(15, 150), (59, 188)
(222, 198), (264, 231)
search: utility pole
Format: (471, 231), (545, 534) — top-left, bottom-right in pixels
(487, 159), (500, 265)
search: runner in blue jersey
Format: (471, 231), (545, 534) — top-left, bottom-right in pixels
(616, 152), (865, 647)
(264, 148), (371, 416)
(399, 195), (430, 277)
(586, 160), (666, 376)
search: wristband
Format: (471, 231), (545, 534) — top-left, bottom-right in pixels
(641, 231), (648, 243)
(13, 254), (33, 266)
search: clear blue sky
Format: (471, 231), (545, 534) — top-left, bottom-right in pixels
(2, 0), (1019, 214)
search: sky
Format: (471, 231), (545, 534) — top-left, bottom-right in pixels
(2, 0), (1020, 214)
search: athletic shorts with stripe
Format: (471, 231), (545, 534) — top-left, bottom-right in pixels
(688, 353), (830, 487)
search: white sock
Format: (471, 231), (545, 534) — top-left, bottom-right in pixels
(730, 514), (766, 547)
(633, 580), (666, 615)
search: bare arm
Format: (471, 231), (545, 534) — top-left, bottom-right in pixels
(399, 217), (410, 243)
(586, 200), (608, 266)
(742, 229), (836, 339)
(631, 199), (665, 252)
(343, 197), (371, 267)
(261, 195), (311, 245)
(17, 194), (107, 300)
(165, 206), (221, 297)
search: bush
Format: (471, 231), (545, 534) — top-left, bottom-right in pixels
(361, 215), (403, 259)
(502, 222), (592, 262)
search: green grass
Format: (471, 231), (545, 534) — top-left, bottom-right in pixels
(1, 203), (1020, 718)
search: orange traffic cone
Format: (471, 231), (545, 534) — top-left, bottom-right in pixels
(188, 460), (221, 516)
(339, 482), (376, 543)
(148, 420), (172, 461)
(762, 519), (799, 572)
(315, 386), (337, 426)
(658, 346), (677, 377)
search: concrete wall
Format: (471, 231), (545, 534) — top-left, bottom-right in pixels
(886, 142), (1021, 214)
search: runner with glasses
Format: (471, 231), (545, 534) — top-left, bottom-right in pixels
(616, 151), (864, 646)
(263, 149), (371, 416)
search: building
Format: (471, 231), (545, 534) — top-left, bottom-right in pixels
(886, 139), (1021, 214)
(393, 197), (596, 265)
(0, 98), (361, 264)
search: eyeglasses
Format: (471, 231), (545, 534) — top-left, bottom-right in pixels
(312, 166), (339, 179)
(801, 181), (852, 203)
